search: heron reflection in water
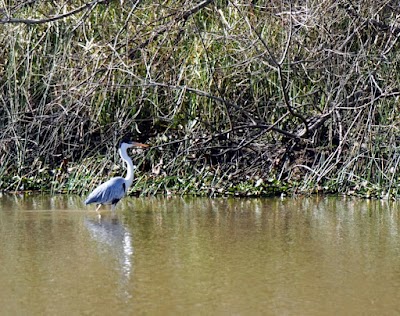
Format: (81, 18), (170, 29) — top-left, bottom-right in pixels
(84, 214), (134, 283)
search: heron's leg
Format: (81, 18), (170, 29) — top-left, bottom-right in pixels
(95, 204), (102, 212)
(111, 203), (116, 212)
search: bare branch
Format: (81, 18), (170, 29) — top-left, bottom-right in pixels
(128, 0), (214, 58)
(0, 0), (110, 25)
(230, 0), (310, 134)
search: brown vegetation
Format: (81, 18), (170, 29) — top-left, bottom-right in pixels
(1, 0), (400, 198)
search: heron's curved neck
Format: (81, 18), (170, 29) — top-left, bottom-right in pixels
(119, 147), (135, 188)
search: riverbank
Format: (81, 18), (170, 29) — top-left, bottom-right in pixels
(1, 1), (399, 199)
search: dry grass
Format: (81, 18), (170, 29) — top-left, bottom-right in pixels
(1, 0), (400, 198)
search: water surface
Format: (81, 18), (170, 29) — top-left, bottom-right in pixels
(1, 194), (400, 315)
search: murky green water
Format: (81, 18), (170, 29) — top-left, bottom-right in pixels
(1, 194), (400, 315)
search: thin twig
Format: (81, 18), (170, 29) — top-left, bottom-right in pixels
(0, 0), (109, 25)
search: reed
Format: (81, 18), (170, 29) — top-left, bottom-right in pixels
(1, 0), (400, 198)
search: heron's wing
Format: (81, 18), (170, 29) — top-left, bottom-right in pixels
(84, 177), (126, 205)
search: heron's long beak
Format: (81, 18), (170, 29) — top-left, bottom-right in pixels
(132, 142), (149, 148)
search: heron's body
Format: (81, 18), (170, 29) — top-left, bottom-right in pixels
(84, 141), (148, 212)
(84, 177), (127, 206)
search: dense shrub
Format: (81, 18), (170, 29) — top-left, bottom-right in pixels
(1, 0), (400, 198)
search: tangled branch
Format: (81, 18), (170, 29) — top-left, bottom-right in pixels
(0, 0), (110, 25)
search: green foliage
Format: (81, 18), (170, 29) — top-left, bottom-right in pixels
(1, 1), (400, 199)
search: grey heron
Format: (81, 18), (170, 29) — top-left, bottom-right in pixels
(84, 140), (149, 212)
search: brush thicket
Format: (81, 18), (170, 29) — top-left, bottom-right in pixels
(1, 1), (399, 198)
